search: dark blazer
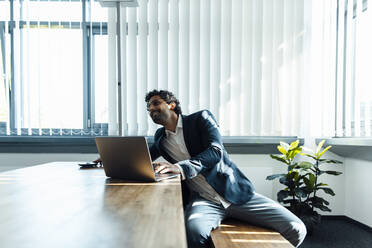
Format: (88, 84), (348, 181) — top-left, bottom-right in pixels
(149, 110), (255, 205)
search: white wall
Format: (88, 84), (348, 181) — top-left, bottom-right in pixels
(0, 152), (347, 217)
(344, 158), (372, 227)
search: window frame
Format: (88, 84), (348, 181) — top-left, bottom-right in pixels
(3, 0), (108, 135)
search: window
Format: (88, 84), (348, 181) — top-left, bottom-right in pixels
(336, 0), (371, 137)
(2, 0), (341, 138)
(0, 0), (108, 136)
(0, 1), (10, 135)
(21, 27), (84, 129)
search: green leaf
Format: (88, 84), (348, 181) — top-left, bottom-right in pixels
(298, 161), (313, 170)
(309, 196), (330, 206)
(277, 190), (290, 202)
(316, 140), (326, 156)
(316, 183), (328, 187)
(303, 177), (315, 191)
(279, 177), (289, 186)
(280, 141), (290, 151)
(303, 154), (318, 160)
(270, 154), (288, 164)
(287, 150), (293, 160)
(295, 188), (308, 198)
(289, 140), (300, 150)
(288, 163), (297, 171)
(318, 146), (332, 158)
(294, 171), (300, 182)
(308, 173), (316, 187)
(277, 145), (287, 155)
(291, 148), (302, 159)
(313, 203), (332, 212)
(325, 170), (343, 176)
(282, 199), (297, 204)
(318, 187), (335, 196)
(266, 174), (286, 180)
(324, 159), (343, 164)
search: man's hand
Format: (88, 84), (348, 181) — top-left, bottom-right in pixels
(153, 162), (180, 174)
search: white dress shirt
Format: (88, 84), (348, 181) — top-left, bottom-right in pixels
(161, 116), (231, 208)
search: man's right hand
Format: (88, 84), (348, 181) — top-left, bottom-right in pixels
(153, 162), (180, 175)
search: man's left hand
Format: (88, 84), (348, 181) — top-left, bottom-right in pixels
(153, 162), (180, 174)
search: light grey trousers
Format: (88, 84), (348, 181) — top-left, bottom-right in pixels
(184, 192), (307, 248)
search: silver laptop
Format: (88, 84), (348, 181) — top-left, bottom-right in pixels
(95, 136), (178, 182)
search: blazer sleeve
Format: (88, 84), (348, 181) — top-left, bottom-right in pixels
(177, 110), (223, 180)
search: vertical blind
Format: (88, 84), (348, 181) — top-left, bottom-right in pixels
(0, 20), (8, 126)
(307, 0), (338, 138)
(1, 0), (343, 137)
(108, 0), (337, 137)
(335, 0), (371, 137)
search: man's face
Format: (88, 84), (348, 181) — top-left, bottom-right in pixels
(147, 95), (173, 125)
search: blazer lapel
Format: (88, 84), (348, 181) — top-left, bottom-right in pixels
(181, 114), (193, 156)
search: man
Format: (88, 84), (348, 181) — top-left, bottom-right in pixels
(147, 89), (306, 248)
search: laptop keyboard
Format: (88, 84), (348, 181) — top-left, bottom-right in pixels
(154, 173), (178, 181)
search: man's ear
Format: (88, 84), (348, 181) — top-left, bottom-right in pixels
(168, 102), (176, 110)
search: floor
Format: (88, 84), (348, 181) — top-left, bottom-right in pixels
(300, 218), (372, 248)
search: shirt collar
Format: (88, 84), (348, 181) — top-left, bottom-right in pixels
(165, 115), (182, 137)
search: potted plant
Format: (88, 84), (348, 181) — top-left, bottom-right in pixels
(266, 140), (343, 234)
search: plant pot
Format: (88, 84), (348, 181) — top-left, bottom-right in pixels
(299, 212), (321, 236)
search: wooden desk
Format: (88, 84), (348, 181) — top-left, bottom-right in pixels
(0, 162), (187, 248)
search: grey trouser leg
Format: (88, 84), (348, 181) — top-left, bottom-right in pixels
(184, 193), (307, 248)
(227, 192), (307, 247)
(184, 196), (226, 248)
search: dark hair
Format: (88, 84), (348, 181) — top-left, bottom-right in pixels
(145, 89), (182, 115)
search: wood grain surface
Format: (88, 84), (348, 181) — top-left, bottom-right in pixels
(0, 162), (187, 248)
(211, 219), (294, 248)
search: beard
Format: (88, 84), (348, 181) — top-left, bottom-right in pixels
(151, 111), (169, 125)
